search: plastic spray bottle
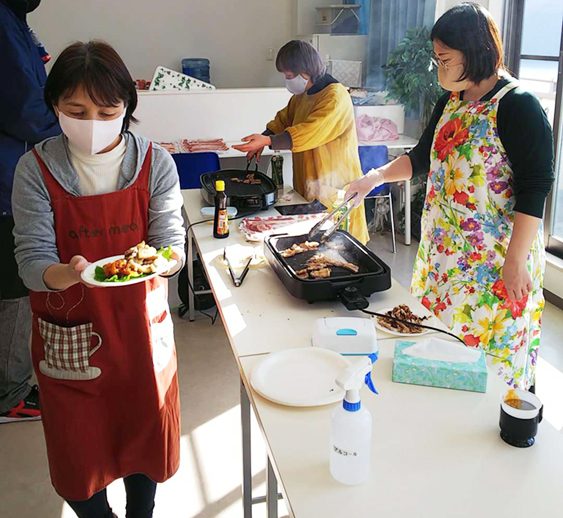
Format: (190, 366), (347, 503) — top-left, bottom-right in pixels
(330, 353), (378, 485)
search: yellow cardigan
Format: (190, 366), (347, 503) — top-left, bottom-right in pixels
(266, 84), (369, 244)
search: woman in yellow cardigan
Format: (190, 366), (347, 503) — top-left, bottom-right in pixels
(233, 40), (369, 244)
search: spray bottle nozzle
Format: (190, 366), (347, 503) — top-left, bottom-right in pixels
(335, 353), (379, 409)
(365, 352), (378, 394)
(365, 372), (378, 395)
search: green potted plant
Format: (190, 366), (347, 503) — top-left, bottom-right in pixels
(383, 26), (443, 241)
(383, 26), (443, 129)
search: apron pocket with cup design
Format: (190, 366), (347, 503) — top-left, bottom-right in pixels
(38, 318), (102, 381)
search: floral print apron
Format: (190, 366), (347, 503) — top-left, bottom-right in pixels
(411, 83), (545, 389)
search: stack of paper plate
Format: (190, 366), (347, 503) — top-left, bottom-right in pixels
(250, 348), (350, 407)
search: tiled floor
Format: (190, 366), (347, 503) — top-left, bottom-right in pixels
(1, 232), (562, 518)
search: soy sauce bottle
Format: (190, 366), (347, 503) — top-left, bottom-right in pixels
(213, 180), (229, 239)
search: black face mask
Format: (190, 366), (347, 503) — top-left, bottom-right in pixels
(5, 0), (41, 16)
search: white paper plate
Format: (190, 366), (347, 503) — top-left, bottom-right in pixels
(81, 255), (176, 288)
(372, 306), (433, 337)
(250, 347), (350, 407)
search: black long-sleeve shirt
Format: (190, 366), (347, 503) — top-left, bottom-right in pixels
(408, 78), (554, 219)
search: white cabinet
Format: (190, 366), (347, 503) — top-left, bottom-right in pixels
(299, 33), (368, 86)
(296, 1), (368, 85)
(134, 88), (292, 142)
(299, 33), (367, 63)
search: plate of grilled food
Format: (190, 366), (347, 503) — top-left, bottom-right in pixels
(81, 241), (176, 287)
(373, 304), (433, 336)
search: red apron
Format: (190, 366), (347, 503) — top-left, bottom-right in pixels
(30, 145), (180, 501)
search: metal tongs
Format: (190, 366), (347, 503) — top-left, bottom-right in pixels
(223, 248), (253, 287)
(307, 193), (357, 243)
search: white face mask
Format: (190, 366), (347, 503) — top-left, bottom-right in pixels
(437, 66), (472, 92)
(285, 74), (308, 95)
(58, 111), (125, 155)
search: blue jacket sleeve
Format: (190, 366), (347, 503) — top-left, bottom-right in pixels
(0, 16), (60, 144)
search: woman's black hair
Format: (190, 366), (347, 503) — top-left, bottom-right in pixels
(431, 2), (504, 83)
(276, 40), (326, 82)
(44, 41), (138, 130)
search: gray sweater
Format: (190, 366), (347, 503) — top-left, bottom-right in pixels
(12, 132), (185, 292)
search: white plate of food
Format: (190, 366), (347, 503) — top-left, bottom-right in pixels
(81, 241), (176, 287)
(372, 304), (434, 337)
(250, 347), (350, 407)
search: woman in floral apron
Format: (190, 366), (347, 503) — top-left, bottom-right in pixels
(347, 4), (553, 390)
(12, 42), (185, 517)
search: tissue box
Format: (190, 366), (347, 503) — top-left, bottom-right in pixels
(392, 341), (487, 393)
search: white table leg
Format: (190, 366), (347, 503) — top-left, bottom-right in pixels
(266, 456), (278, 518)
(241, 380), (253, 518)
(404, 179), (411, 246)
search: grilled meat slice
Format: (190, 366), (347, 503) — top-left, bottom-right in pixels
(294, 265), (332, 279)
(306, 253), (359, 273)
(129, 261), (158, 274)
(280, 241), (320, 258)
(309, 267), (331, 278)
(290, 251), (359, 279)
(136, 244), (157, 260)
(124, 241), (157, 261)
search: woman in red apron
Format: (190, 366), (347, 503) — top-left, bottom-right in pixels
(12, 42), (185, 517)
(346, 4), (553, 390)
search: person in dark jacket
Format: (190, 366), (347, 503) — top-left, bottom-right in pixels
(0, 0), (60, 423)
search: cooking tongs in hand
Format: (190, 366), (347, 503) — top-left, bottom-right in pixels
(307, 193), (357, 243)
(223, 248), (253, 287)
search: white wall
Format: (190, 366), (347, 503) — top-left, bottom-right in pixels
(29, 0), (294, 88)
(295, 0), (328, 36)
(545, 257), (563, 301)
